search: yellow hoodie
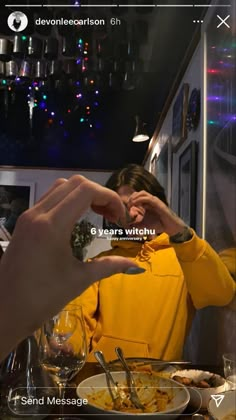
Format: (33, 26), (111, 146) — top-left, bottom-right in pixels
(72, 231), (235, 362)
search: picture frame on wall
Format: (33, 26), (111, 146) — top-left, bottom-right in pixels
(150, 153), (157, 176)
(172, 83), (189, 152)
(178, 141), (198, 229)
(0, 181), (35, 241)
(155, 138), (172, 205)
(155, 142), (168, 199)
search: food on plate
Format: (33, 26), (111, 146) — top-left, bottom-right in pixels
(129, 362), (156, 373)
(172, 374), (219, 388)
(112, 361), (175, 378)
(77, 371), (190, 417)
(222, 411), (236, 420)
(87, 376), (173, 413)
(173, 370), (226, 410)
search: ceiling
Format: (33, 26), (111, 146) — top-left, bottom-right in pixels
(0, 1), (211, 170)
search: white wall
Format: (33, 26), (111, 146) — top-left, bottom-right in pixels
(0, 167), (111, 202)
(145, 43), (203, 235)
(0, 167), (112, 257)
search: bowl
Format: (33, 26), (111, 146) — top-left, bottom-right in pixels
(171, 369), (226, 410)
(76, 371), (190, 419)
(208, 389), (236, 419)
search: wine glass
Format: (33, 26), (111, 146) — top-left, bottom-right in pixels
(223, 353), (236, 390)
(39, 304), (87, 419)
(1, 335), (55, 419)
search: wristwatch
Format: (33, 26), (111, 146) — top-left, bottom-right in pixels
(169, 226), (193, 243)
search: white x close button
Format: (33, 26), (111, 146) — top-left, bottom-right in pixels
(217, 15), (230, 29)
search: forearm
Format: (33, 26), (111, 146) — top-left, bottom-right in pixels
(171, 230), (236, 308)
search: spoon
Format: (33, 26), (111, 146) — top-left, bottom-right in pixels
(115, 347), (145, 410)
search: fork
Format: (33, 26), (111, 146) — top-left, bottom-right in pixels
(115, 347), (145, 410)
(94, 350), (125, 410)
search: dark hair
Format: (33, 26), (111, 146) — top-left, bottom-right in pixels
(106, 164), (168, 205)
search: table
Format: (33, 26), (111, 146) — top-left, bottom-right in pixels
(44, 363), (223, 419)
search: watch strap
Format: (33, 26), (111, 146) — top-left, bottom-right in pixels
(169, 226), (193, 243)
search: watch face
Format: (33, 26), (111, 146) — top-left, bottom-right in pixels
(186, 89), (201, 131)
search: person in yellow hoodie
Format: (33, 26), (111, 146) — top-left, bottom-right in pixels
(72, 164), (235, 362)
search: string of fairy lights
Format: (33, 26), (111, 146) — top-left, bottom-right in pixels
(0, 35), (101, 132)
(30, 37), (100, 130)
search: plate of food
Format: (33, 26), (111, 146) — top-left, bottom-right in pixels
(171, 369), (226, 410)
(77, 371), (190, 419)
